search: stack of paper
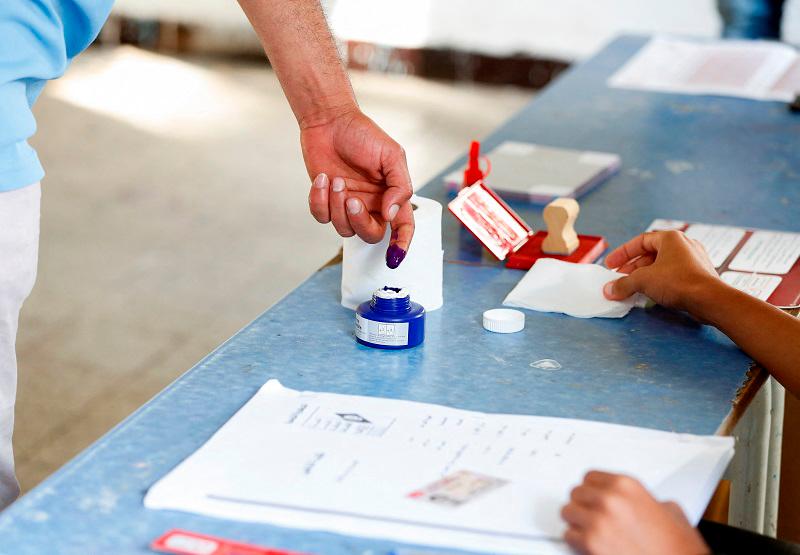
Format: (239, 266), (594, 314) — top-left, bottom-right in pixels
(146, 381), (733, 554)
(609, 37), (800, 101)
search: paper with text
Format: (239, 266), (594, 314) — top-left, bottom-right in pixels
(728, 231), (800, 274)
(609, 37), (800, 101)
(685, 224), (746, 268)
(721, 271), (783, 301)
(145, 381), (734, 554)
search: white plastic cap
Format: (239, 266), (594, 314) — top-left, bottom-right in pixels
(482, 308), (525, 334)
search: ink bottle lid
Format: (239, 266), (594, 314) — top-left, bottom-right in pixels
(355, 286), (425, 350)
(483, 308), (525, 333)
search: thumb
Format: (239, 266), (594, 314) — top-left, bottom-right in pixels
(603, 271), (645, 301)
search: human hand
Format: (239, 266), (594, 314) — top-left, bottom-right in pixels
(561, 471), (709, 555)
(302, 108), (414, 268)
(603, 230), (721, 313)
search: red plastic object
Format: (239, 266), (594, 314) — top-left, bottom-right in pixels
(449, 182), (532, 260)
(151, 529), (309, 555)
(506, 231), (608, 270)
(462, 140), (485, 188)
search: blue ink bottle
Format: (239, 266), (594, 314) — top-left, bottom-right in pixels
(355, 286), (425, 350)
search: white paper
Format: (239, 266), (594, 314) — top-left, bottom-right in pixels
(341, 195), (444, 311)
(770, 57), (800, 98)
(146, 381), (733, 555)
(728, 230), (800, 274)
(609, 37), (800, 101)
(646, 219), (687, 232)
(721, 271), (782, 301)
(684, 224), (746, 268)
(503, 259), (643, 318)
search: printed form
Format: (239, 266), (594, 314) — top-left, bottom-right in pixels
(609, 37), (800, 101)
(729, 231), (800, 275)
(146, 381), (733, 554)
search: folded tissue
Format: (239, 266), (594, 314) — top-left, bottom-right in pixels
(503, 258), (646, 319)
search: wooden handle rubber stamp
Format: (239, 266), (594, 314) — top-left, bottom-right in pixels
(447, 181), (607, 270)
(541, 198), (580, 255)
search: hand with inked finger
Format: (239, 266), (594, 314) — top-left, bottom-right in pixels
(561, 471), (709, 555)
(602, 230), (721, 313)
(303, 108), (414, 269)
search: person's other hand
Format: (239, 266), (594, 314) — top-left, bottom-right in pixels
(302, 108), (414, 268)
(561, 471), (709, 555)
(603, 230), (721, 312)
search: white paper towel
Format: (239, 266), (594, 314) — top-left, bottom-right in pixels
(503, 258), (644, 319)
(341, 195), (444, 311)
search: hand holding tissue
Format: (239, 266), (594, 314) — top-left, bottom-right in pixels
(504, 259), (645, 318)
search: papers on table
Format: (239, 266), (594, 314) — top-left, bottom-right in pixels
(609, 37), (800, 101)
(684, 224), (746, 269)
(721, 271), (783, 301)
(728, 231), (800, 275)
(146, 380), (734, 554)
(646, 219), (800, 306)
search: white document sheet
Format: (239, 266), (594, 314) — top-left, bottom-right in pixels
(609, 37), (800, 101)
(646, 218), (687, 232)
(684, 224), (746, 268)
(728, 230), (800, 275)
(145, 381), (734, 554)
(721, 271), (782, 301)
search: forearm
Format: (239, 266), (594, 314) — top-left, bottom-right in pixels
(237, 0), (357, 128)
(694, 280), (800, 395)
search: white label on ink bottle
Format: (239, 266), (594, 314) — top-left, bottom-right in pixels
(355, 314), (409, 346)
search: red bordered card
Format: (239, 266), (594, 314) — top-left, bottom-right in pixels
(151, 529), (308, 555)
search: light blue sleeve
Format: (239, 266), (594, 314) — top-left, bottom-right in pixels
(0, 0), (115, 192)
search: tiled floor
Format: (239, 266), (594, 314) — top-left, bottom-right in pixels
(13, 46), (532, 491)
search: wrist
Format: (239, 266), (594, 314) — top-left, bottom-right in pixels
(685, 275), (741, 324)
(296, 92), (359, 130)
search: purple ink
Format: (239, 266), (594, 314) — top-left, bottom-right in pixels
(386, 244), (407, 269)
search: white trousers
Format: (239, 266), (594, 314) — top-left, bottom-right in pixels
(0, 183), (40, 510)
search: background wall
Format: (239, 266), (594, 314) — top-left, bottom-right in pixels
(112, 0), (800, 61)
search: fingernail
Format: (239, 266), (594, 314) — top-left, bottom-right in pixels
(332, 177), (345, 192)
(603, 282), (614, 298)
(313, 173), (328, 189)
(387, 204), (399, 221)
(386, 243), (407, 269)
(346, 198), (361, 215)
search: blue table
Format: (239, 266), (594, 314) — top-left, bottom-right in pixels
(2, 35), (798, 554)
